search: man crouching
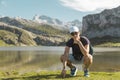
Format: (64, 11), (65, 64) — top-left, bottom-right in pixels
(60, 26), (93, 78)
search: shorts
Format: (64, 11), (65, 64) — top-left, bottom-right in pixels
(68, 54), (83, 64)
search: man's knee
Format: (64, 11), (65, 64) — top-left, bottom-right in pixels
(84, 54), (93, 64)
(89, 55), (93, 64)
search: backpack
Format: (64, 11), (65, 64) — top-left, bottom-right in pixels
(89, 45), (94, 55)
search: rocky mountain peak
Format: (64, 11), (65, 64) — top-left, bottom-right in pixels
(33, 15), (63, 25)
(33, 15), (82, 30)
(82, 6), (120, 39)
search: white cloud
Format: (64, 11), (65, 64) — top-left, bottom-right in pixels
(60, 0), (120, 12)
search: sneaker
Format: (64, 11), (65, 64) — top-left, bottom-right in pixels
(70, 67), (78, 76)
(84, 69), (90, 77)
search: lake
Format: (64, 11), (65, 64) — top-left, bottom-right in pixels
(0, 46), (120, 72)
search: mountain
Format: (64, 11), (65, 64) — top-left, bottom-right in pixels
(33, 15), (82, 30)
(33, 15), (63, 25)
(0, 16), (69, 46)
(0, 15), (82, 46)
(82, 6), (120, 39)
(66, 20), (82, 31)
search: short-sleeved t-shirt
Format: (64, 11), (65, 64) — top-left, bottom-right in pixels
(66, 36), (90, 60)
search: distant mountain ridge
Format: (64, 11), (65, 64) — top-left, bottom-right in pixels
(33, 15), (82, 30)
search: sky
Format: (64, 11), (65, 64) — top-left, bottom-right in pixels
(0, 0), (120, 22)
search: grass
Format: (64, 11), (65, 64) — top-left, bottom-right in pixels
(0, 70), (120, 80)
(95, 42), (120, 47)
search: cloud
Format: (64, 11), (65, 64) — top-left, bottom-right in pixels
(60, 0), (120, 12)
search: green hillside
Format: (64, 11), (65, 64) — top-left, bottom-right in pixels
(0, 18), (70, 46)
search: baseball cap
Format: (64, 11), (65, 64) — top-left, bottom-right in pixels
(69, 26), (79, 33)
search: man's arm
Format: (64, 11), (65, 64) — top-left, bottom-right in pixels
(74, 39), (89, 56)
(62, 46), (70, 69)
(78, 41), (89, 56)
(61, 46), (70, 78)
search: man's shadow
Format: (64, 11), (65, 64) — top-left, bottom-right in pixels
(1, 74), (76, 80)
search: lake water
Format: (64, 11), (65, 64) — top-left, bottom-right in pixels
(0, 46), (120, 72)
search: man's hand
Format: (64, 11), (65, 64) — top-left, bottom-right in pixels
(61, 69), (66, 78)
(73, 37), (80, 44)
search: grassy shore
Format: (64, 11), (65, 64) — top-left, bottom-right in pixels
(0, 70), (120, 80)
(95, 42), (120, 47)
(90, 37), (120, 47)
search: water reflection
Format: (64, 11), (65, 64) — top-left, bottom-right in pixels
(0, 47), (120, 72)
(0, 51), (61, 71)
(91, 51), (120, 72)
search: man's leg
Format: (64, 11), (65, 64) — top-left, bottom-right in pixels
(83, 54), (93, 77)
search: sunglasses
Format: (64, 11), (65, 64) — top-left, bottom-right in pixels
(71, 32), (78, 36)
